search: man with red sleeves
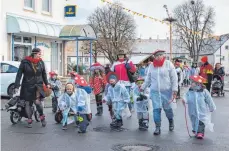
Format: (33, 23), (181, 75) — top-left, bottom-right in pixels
(199, 56), (213, 92)
(111, 53), (136, 111)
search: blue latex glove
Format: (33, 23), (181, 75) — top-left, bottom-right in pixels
(125, 63), (131, 70)
(77, 106), (85, 112)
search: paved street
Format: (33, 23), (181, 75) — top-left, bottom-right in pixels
(1, 89), (229, 151)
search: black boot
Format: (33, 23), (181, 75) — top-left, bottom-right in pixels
(100, 106), (103, 115)
(154, 122), (161, 135)
(142, 120), (149, 130)
(169, 119), (174, 131)
(95, 107), (101, 116)
(138, 119), (143, 130)
(116, 119), (123, 128)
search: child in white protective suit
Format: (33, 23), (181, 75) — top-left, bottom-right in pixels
(132, 77), (150, 130)
(58, 82), (90, 133)
(182, 75), (216, 139)
(104, 72), (130, 129)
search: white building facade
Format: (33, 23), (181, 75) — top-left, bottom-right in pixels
(0, 0), (97, 76)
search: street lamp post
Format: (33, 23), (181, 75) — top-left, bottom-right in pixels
(163, 5), (177, 60)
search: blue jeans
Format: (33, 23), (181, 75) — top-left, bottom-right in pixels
(153, 108), (174, 123)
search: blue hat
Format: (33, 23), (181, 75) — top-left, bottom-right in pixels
(106, 72), (119, 82)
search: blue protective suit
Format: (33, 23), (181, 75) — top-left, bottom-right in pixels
(183, 88), (216, 133)
(58, 88), (89, 126)
(105, 82), (130, 120)
(132, 85), (149, 120)
(141, 60), (178, 123)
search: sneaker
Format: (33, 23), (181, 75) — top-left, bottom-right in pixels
(27, 119), (32, 128)
(40, 115), (46, 127)
(196, 133), (204, 139)
(62, 124), (67, 130)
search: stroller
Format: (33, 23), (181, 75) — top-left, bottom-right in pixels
(211, 74), (225, 97)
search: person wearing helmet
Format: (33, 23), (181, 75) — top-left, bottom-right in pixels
(141, 50), (178, 135)
(199, 56), (213, 92)
(48, 71), (62, 113)
(182, 75), (216, 139)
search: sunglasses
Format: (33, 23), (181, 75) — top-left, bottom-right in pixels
(154, 54), (164, 57)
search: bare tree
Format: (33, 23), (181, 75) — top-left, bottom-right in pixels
(88, 2), (136, 64)
(173, 0), (215, 61)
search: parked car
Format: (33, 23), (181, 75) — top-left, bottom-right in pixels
(0, 61), (20, 97)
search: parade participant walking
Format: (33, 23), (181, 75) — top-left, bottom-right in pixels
(111, 53), (136, 112)
(89, 62), (107, 116)
(58, 83), (77, 130)
(182, 75), (216, 139)
(214, 63), (225, 93)
(190, 63), (199, 76)
(67, 71), (77, 84)
(48, 71), (62, 113)
(183, 64), (190, 86)
(104, 72), (130, 129)
(199, 56), (213, 92)
(133, 77), (149, 130)
(14, 48), (50, 128)
(175, 61), (182, 99)
(141, 50), (178, 135)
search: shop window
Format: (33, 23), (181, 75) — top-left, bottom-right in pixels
(24, 0), (34, 10)
(14, 36), (22, 43)
(42, 0), (51, 13)
(0, 63), (18, 73)
(23, 37), (32, 43)
(79, 57), (82, 63)
(85, 57), (89, 63)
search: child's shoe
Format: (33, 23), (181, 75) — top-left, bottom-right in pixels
(196, 133), (204, 139)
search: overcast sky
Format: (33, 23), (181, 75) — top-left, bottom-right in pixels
(73, 0), (229, 39)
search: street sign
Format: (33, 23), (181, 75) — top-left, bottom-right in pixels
(64, 5), (77, 17)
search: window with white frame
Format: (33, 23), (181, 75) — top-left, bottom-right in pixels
(24, 0), (34, 10)
(85, 57), (89, 63)
(42, 0), (51, 13)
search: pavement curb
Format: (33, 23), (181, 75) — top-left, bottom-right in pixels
(224, 88), (229, 92)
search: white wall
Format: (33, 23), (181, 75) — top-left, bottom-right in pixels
(214, 39), (229, 72)
(1, 0), (66, 60)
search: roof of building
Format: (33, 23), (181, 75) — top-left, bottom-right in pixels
(200, 34), (229, 55)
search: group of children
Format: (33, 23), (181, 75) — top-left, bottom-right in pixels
(48, 60), (216, 139)
(48, 71), (92, 133)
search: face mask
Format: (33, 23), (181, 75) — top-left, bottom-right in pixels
(192, 85), (202, 90)
(67, 91), (73, 95)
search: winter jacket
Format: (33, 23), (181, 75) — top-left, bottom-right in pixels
(142, 60), (178, 92)
(15, 59), (48, 101)
(200, 62), (213, 84)
(111, 60), (136, 86)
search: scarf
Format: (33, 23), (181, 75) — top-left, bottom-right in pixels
(25, 56), (42, 64)
(153, 57), (166, 67)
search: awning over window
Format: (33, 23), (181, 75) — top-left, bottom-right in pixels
(59, 25), (97, 40)
(6, 14), (62, 37)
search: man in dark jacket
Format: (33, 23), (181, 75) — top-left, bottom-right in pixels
(15, 48), (50, 128)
